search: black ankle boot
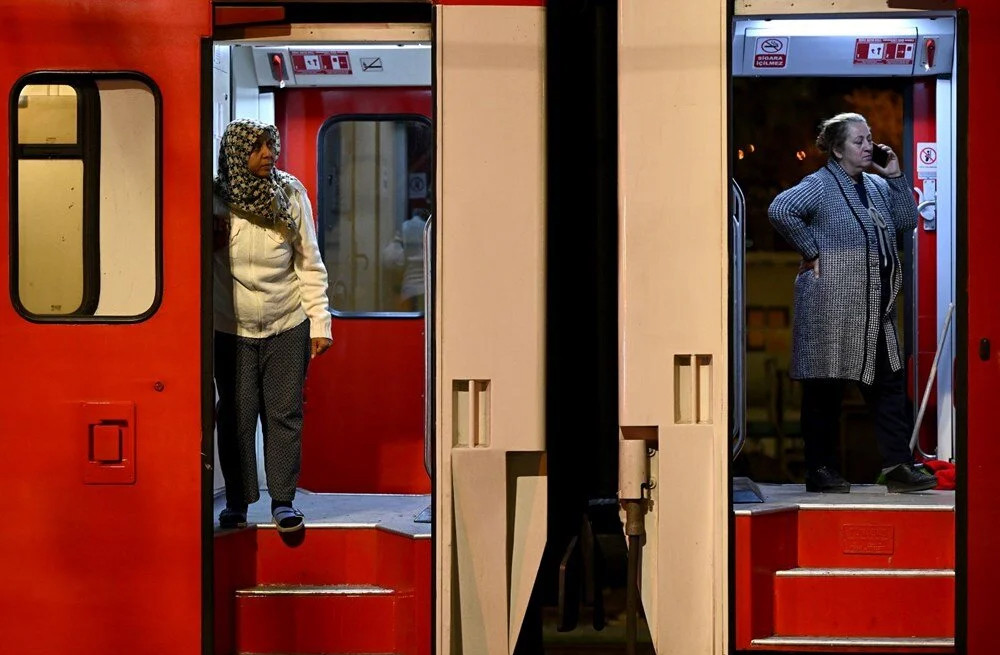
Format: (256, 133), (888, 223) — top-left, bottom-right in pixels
(805, 466), (851, 493)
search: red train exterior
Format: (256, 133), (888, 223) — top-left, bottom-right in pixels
(2, 1), (1000, 654)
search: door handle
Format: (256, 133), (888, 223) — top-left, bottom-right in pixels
(82, 401), (136, 484)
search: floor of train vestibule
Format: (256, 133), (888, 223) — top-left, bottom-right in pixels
(735, 482), (954, 513)
(212, 489), (430, 536)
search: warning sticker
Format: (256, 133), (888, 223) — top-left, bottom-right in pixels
(853, 38), (916, 65)
(753, 37), (789, 69)
(916, 141), (938, 180)
(291, 51), (353, 75)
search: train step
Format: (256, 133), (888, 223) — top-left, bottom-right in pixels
(773, 568), (954, 638)
(750, 636), (955, 652)
(796, 507), (954, 569)
(235, 584), (413, 655)
(251, 526), (422, 587)
(735, 487), (956, 651)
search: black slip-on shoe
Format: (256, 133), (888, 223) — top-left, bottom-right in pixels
(883, 463), (938, 494)
(219, 507), (248, 529)
(805, 466), (851, 493)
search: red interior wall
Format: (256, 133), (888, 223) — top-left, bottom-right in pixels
(910, 80), (938, 456)
(275, 87), (432, 494)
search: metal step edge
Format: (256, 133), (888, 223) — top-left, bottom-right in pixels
(752, 636), (955, 648)
(776, 568), (954, 577)
(737, 503), (954, 515)
(236, 584), (395, 597)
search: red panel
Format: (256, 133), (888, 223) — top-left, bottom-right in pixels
(236, 591), (405, 653)
(0, 2), (208, 654)
(960, 4), (1000, 654)
(255, 527), (381, 585)
(275, 87), (432, 494)
(735, 511), (799, 648)
(910, 80), (939, 456)
(213, 6), (285, 26)
(413, 538), (433, 655)
(797, 509), (955, 569)
(774, 573), (954, 637)
(302, 319), (429, 492)
(213, 530), (257, 655)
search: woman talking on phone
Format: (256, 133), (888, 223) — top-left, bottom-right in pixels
(768, 112), (937, 494)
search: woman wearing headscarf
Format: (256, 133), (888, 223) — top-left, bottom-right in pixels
(213, 119), (332, 532)
(769, 112), (937, 494)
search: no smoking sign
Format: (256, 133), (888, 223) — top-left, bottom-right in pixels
(753, 36), (788, 69)
(917, 142), (937, 180)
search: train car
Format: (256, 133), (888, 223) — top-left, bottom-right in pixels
(620, 1), (1000, 654)
(0, 1), (547, 654)
(1, 1), (999, 655)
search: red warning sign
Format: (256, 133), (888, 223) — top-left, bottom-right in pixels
(853, 38), (916, 65)
(291, 51), (353, 75)
(754, 37), (788, 69)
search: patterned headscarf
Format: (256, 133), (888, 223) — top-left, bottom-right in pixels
(215, 118), (299, 232)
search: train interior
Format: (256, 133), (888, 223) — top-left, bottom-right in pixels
(209, 28), (433, 655)
(730, 13), (958, 653)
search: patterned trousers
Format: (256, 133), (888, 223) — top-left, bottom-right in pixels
(215, 320), (310, 507)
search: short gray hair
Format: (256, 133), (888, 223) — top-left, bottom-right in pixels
(816, 112), (868, 155)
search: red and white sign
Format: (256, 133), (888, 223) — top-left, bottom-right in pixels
(917, 141), (938, 180)
(291, 51), (353, 75)
(853, 38), (916, 65)
(753, 36), (789, 69)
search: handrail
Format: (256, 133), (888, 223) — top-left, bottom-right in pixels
(731, 181), (747, 459)
(909, 302), (954, 456)
(910, 228), (933, 459)
(423, 215), (434, 478)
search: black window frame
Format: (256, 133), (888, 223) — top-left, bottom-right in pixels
(9, 71), (163, 323)
(316, 112), (433, 320)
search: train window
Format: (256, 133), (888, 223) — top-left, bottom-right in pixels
(318, 116), (432, 315)
(17, 85), (78, 145)
(11, 74), (159, 320)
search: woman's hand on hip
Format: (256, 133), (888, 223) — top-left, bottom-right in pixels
(800, 256), (820, 278)
(311, 337), (333, 359)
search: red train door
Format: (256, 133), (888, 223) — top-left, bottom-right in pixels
(0, 3), (210, 654)
(276, 85), (433, 494)
(960, 4), (1000, 653)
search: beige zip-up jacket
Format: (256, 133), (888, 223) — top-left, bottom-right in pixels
(213, 179), (332, 340)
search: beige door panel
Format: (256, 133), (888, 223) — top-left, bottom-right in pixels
(435, 5), (547, 655)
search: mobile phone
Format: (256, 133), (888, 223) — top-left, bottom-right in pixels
(872, 144), (890, 167)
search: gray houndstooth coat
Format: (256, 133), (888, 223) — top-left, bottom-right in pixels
(768, 161), (918, 385)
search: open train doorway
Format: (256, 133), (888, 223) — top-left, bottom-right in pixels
(729, 13), (959, 652)
(209, 18), (433, 655)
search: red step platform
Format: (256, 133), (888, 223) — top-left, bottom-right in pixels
(735, 484), (955, 653)
(236, 584), (411, 654)
(213, 494), (431, 655)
